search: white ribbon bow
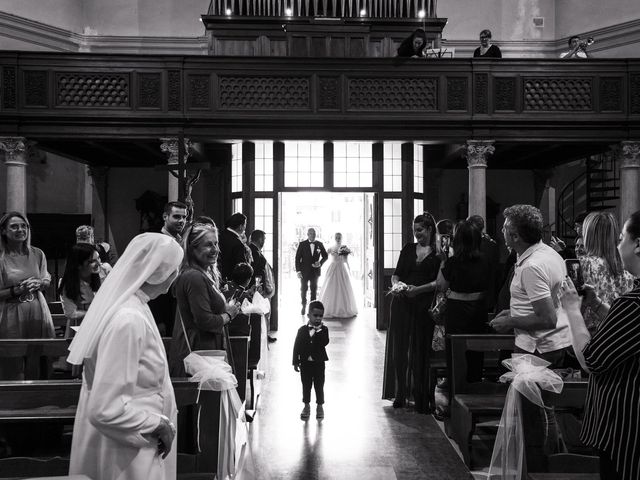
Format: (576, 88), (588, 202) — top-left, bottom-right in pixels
(487, 354), (563, 480)
(184, 353), (257, 480)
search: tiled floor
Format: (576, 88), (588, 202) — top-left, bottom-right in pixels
(248, 301), (473, 480)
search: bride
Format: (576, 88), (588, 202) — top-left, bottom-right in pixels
(319, 233), (358, 318)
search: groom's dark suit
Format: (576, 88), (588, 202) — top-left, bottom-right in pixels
(295, 239), (328, 311)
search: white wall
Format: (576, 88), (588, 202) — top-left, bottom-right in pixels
(555, 0), (640, 38)
(0, 0), (83, 33)
(439, 0), (556, 42)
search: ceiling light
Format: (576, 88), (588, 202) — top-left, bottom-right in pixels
(418, 10), (425, 18)
(225, 8), (232, 15)
(360, 9), (366, 16)
(285, 7), (292, 16)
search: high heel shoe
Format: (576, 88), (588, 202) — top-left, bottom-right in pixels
(392, 397), (406, 408)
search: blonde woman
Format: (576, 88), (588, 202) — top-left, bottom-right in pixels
(579, 211), (635, 332)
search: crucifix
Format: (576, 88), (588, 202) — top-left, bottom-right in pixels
(158, 135), (209, 223)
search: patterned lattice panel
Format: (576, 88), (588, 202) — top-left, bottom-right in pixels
(56, 73), (130, 108)
(474, 73), (488, 114)
(348, 77), (437, 110)
(218, 76), (310, 110)
(524, 77), (592, 111)
(630, 74), (640, 114)
(2, 67), (17, 109)
(137, 73), (161, 109)
(446, 77), (468, 111)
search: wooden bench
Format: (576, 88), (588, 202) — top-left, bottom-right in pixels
(0, 379), (220, 479)
(448, 334), (515, 468)
(229, 335), (250, 402)
(0, 339), (71, 380)
(449, 334), (592, 472)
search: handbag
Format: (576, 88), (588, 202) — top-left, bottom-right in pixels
(429, 290), (449, 326)
(432, 324), (446, 352)
(262, 262), (275, 299)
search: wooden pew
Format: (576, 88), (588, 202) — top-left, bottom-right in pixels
(449, 334), (592, 472)
(0, 339), (71, 380)
(0, 379), (220, 479)
(448, 334), (515, 467)
(229, 335), (250, 402)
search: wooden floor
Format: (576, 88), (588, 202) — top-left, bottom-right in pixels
(248, 300), (473, 480)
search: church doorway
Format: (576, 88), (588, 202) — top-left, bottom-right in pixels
(278, 191), (376, 322)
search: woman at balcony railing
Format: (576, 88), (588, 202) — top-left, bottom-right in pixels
(473, 29), (502, 58)
(396, 29), (427, 58)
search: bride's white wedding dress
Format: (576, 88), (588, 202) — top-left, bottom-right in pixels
(319, 246), (358, 318)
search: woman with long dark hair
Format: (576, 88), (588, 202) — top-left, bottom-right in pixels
(396, 28), (428, 57)
(437, 220), (490, 383)
(382, 213), (440, 413)
(60, 243), (102, 337)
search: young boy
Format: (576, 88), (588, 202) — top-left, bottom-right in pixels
(292, 300), (329, 420)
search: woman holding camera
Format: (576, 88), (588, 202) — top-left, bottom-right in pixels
(169, 223), (240, 377)
(579, 211), (635, 333)
(561, 210), (640, 480)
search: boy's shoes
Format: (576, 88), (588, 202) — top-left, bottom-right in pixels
(316, 405), (324, 419)
(267, 335), (277, 343)
(300, 404), (310, 420)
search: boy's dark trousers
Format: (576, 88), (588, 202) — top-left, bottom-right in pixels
(299, 360), (325, 404)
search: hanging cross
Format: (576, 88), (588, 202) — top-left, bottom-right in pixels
(158, 135), (209, 223)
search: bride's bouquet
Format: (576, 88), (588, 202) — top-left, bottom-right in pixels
(338, 245), (352, 256)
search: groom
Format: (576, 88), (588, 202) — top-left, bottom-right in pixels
(295, 228), (328, 315)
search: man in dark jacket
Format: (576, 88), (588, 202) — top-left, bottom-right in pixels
(219, 212), (252, 281)
(295, 228), (328, 315)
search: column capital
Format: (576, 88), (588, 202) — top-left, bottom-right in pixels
(0, 137), (27, 166)
(159, 137), (191, 165)
(620, 141), (640, 169)
(465, 140), (495, 168)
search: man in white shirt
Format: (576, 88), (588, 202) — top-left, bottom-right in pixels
(559, 35), (590, 59)
(490, 204), (569, 472)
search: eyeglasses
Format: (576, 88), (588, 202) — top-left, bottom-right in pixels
(7, 224), (29, 231)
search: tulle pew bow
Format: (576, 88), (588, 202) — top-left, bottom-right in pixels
(487, 354), (563, 480)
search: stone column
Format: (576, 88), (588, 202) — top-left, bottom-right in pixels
(465, 140), (495, 221)
(160, 137), (191, 202)
(0, 137), (28, 213)
(620, 141), (640, 224)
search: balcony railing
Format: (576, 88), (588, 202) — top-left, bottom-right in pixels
(207, 0), (437, 18)
(0, 53), (638, 141)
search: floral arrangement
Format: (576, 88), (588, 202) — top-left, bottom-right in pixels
(338, 245), (352, 256)
(387, 281), (408, 296)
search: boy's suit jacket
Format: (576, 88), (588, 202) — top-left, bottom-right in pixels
(292, 324), (329, 365)
(295, 240), (328, 279)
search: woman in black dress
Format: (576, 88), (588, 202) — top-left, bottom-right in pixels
(473, 29), (502, 58)
(396, 28), (428, 58)
(437, 220), (490, 383)
(383, 213), (440, 412)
